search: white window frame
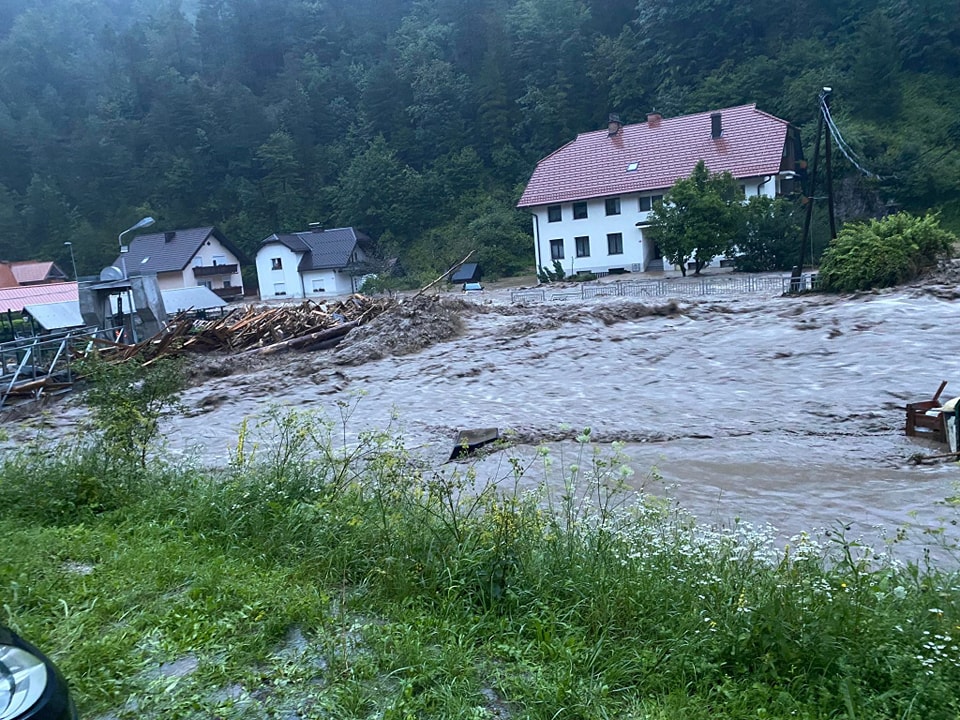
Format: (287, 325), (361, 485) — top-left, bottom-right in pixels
(575, 236), (590, 258)
(607, 233), (623, 255)
(549, 239), (564, 260)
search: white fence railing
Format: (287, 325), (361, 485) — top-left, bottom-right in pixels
(512, 274), (818, 303)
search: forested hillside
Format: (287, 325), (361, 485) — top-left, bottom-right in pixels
(0, 0), (957, 280)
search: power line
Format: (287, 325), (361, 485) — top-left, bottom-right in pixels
(818, 97), (885, 180)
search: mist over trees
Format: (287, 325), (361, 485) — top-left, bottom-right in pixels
(0, 0), (957, 280)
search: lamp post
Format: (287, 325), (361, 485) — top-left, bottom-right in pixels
(118, 216), (155, 279)
(63, 241), (78, 280)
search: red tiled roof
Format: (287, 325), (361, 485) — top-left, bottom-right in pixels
(9, 260), (61, 284)
(517, 104), (790, 208)
(0, 264), (16, 288)
(0, 282), (78, 313)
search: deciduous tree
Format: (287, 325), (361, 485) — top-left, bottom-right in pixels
(732, 196), (801, 272)
(650, 160), (743, 276)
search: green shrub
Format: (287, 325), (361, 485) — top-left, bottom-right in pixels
(538, 260), (566, 283)
(0, 356), (187, 523)
(732, 196), (802, 271)
(78, 355), (185, 467)
(818, 212), (956, 291)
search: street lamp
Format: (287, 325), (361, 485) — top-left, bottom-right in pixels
(63, 241), (78, 280)
(118, 216), (155, 279)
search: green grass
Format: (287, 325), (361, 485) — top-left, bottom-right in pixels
(2, 411), (960, 719)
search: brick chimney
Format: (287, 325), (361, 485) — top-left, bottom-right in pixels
(607, 113), (623, 137)
(711, 112), (722, 139)
(647, 113), (662, 128)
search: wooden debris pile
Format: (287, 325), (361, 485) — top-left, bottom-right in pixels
(111, 295), (396, 362)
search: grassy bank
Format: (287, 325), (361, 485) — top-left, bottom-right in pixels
(2, 410), (960, 719)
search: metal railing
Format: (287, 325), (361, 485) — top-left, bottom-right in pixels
(513, 274), (806, 303)
(0, 326), (115, 411)
(193, 264), (239, 277)
(510, 289), (546, 303)
(782, 273), (821, 293)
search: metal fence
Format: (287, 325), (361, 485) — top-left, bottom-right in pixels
(512, 273), (818, 303)
(0, 326), (116, 411)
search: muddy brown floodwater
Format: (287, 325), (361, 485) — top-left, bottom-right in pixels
(7, 282), (960, 560)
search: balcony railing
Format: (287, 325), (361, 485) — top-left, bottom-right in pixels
(194, 263), (238, 277)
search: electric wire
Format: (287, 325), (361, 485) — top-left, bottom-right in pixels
(818, 96), (885, 179)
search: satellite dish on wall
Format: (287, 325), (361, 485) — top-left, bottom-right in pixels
(99, 266), (124, 281)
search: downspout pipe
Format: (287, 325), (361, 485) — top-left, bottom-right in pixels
(530, 211), (541, 284)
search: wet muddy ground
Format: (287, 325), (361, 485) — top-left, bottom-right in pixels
(7, 279), (960, 559)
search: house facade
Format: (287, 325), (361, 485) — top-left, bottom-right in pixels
(255, 227), (372, 300)
(517, 104), (802, 276)
(112, 226), (246, 300)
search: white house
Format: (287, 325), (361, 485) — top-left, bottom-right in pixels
(517, 104), (803, 276)
(255, 227), (372, 300)
(112, 226), (246, 300)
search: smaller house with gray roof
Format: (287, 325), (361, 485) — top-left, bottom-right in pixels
(111, 226), (246, 300)
(255, 227), (372, 300)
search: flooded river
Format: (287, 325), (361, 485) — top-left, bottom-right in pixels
(9, 284), (960, 559)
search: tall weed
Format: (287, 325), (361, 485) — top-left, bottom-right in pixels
(5, 406), (959, 718)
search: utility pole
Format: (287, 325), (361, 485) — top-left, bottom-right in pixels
(823, 91), (837, 241)
(797, 86), (833, 274)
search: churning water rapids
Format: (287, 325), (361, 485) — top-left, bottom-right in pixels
(8, 283), (960, 560)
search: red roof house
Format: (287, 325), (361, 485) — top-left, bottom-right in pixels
(517, 104), (802, 275)
(7, 261), (69, 286)
(0, 260), (75, 312)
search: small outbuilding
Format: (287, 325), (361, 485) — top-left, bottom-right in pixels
(22, 301), (86, 333)
(449, 262), (482, 285)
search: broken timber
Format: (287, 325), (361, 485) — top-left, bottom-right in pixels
(241, 320), (360, 356)
(905, 380), (949, 443)
(101, 294), (394, 363)
(449, 428), (501, 461)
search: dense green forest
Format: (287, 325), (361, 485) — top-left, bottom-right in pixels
(0, 0), (957, 281)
